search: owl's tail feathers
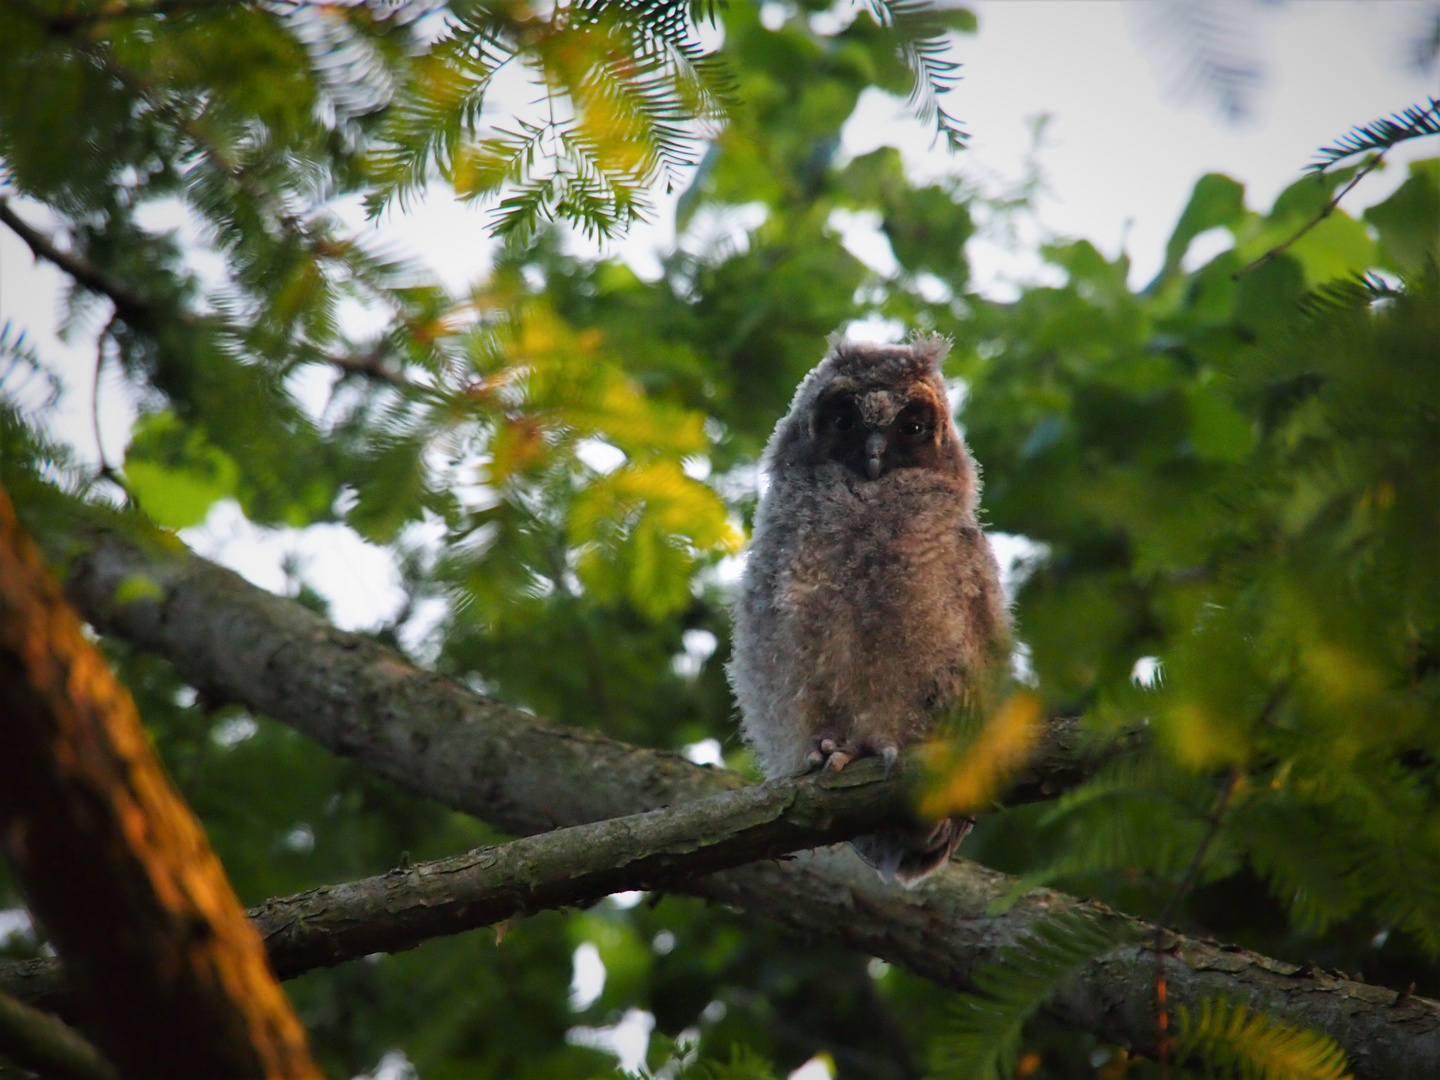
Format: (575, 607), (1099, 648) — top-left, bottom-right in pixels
(849, 817), (974, 887)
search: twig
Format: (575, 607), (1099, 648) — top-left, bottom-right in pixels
(1149, 688), (1282, 1072)
(1151, 770), (1243, 951)
(0, 195), (165, 329)
(89, 314), (131, 494)
(321, 347), (416, 392)
(1231, 153), (1386, 280)
(1, 196), (420, 393)
(0, 990), (118, 1080)
(1150, 768), (1242, 1074)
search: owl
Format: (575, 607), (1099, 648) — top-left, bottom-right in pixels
(728, 335), (1009, 885)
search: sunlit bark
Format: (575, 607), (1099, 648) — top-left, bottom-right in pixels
(0, 486), (321, 1080)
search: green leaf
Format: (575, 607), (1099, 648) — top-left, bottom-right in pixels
(114, 573), (167, 605)
(1187, 382), (1254, 463)
(1160, 173), (1247, 280)
(1284, 211), (1377, 286)
(123, 412), (239, 529)
(1364, 157), (1440, 273)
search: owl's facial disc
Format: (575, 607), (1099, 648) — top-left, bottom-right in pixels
(813, 389), (946, 479)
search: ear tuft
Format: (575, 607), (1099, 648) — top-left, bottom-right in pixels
(908, 331), (952, 369)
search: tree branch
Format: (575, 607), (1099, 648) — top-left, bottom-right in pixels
(2, 756), (924, 1004)
(0, 990), (117, 1080)
(0, 196), (416, 391)
(45, 521), (1121, 835)
(4, 763), (1438, 1078)
(19, 514), (1439, 1076)
(0, 196), (162, 330)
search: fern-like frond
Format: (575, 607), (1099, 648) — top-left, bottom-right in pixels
(930, 912), (1137, 1080)
(1308, 98), (1440, 173)
(1014, 757), (1224, 893)
(865, 0), (970, 150)
(365, 0), (732, 237)
(1177, 997), (1352, 1080)
(278, 0), (404, 122)
(1128, 0), (1266, 122)
(1295, 273), (1402, 319)
(0, 388), (96, 499)
(0, 322), (60, 412)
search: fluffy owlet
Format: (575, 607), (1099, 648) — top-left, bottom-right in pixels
(728, 336), (1009, 885)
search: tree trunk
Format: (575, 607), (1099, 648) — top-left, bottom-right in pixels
(0, 487), (321, 1080)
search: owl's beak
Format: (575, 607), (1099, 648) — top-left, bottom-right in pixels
(865, 432), (886, 479)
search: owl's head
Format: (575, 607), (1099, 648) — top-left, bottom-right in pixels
(769, 334), (970, 488)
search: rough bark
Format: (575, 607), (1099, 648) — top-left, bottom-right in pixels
(23, 518), (1440, 1077)
(0, 490), (321, 1080)
(699, 853), (1440, 1078)
(49, 523), (1115, 831)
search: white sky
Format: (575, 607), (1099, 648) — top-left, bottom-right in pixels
(2, 0), (1438, 631)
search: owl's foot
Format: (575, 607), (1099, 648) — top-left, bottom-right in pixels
(863, 737), (900, 776)
(804, 733), (900, 775)
(805, 733), (854, 773)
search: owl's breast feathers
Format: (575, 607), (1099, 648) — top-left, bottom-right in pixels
(735, 464), (1007, 776)
(777, 467), (995, 652)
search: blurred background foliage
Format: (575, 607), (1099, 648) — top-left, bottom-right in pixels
(2, 0), (1439, 1077)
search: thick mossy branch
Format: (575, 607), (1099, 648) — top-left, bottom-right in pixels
(11, 516), (1440, 1078)
(47, 521), (1107, 834)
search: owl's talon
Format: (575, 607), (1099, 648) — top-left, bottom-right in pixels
(881, 745), (898, 776)
(822, 749), (855, 774)
(805, 732), (846, 772)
